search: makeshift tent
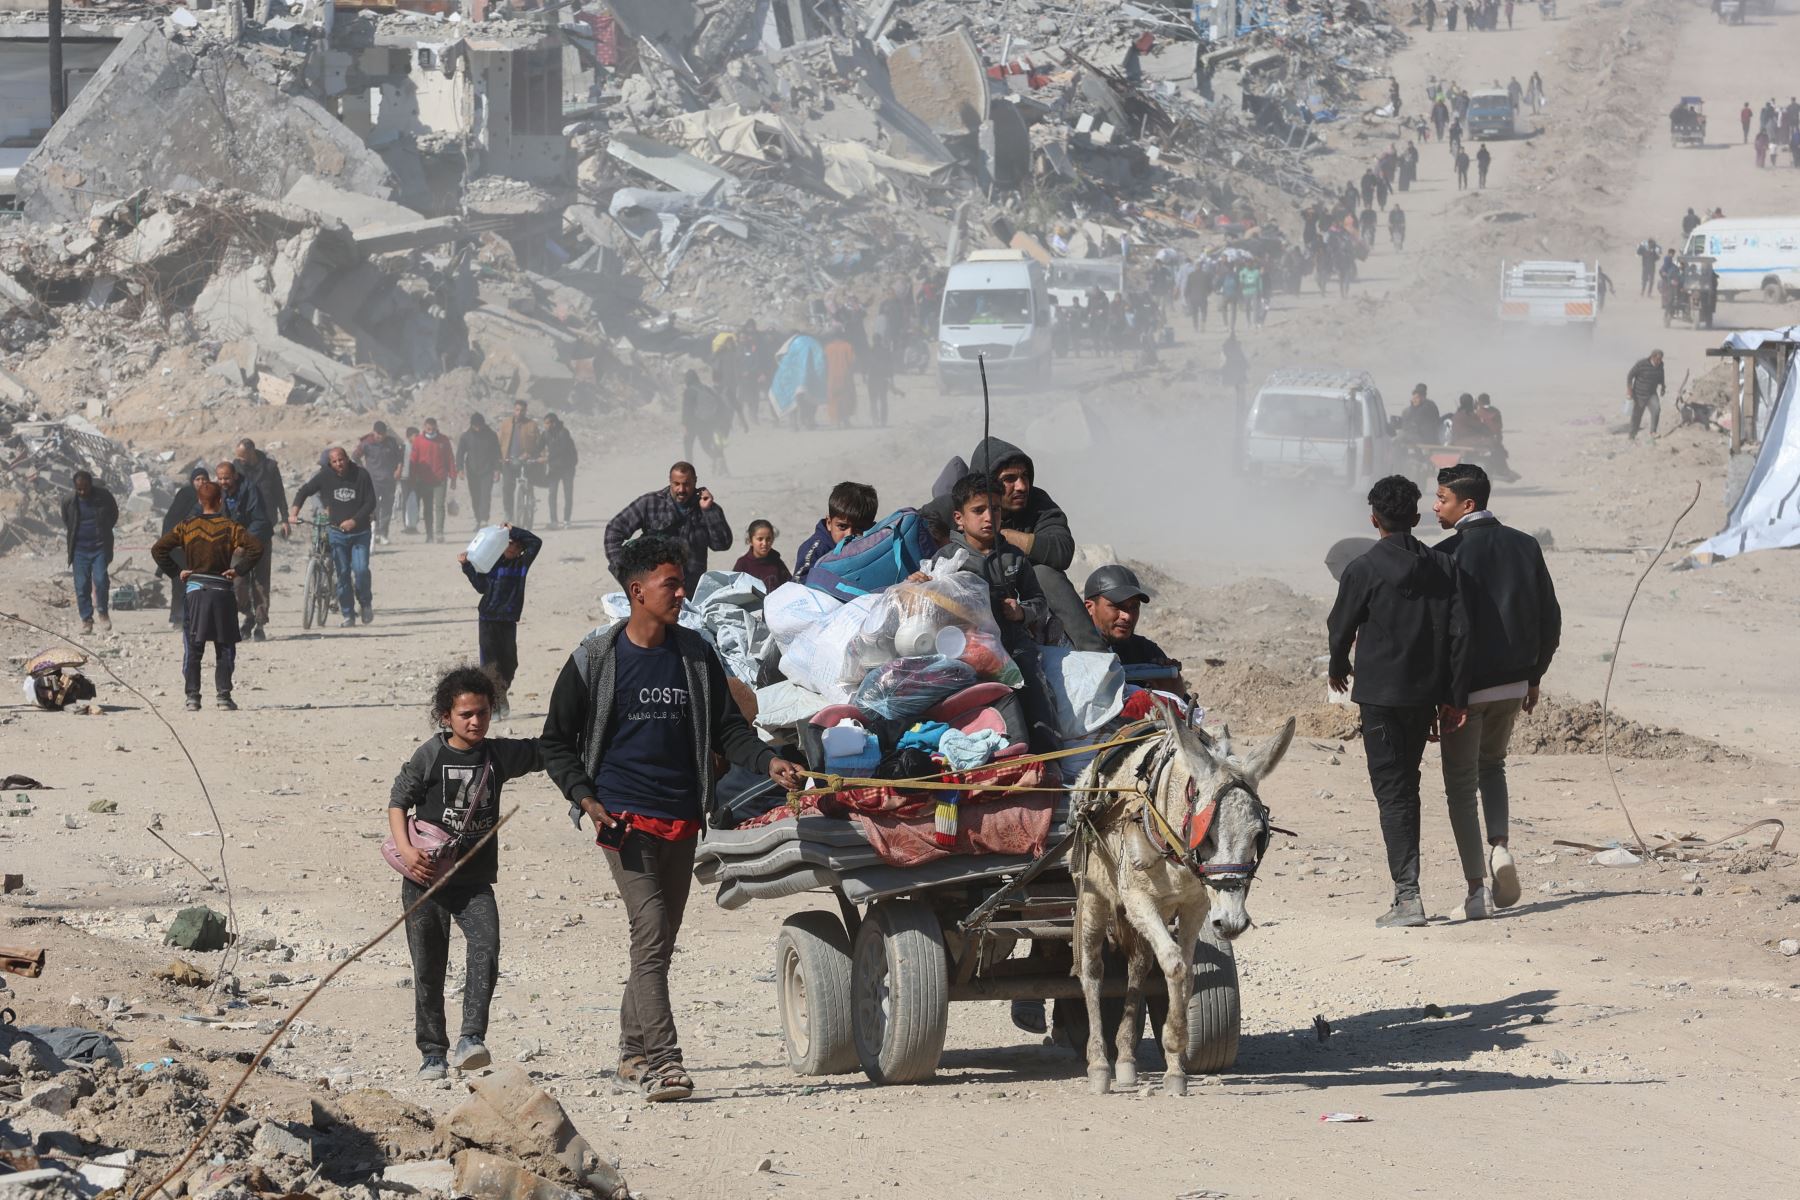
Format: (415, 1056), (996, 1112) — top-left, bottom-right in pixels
(1690, 326), (1800, 564)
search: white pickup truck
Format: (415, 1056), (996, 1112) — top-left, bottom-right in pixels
(1497, 260), (1599, 332)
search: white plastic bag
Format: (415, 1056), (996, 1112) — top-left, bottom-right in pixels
(777, 592), (882, 702)
(1038, 647), (1125, 739)
(765, 581), (842, 648)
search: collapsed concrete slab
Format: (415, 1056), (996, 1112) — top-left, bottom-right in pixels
(887, 28), (989, 138)
(17, 25), (396, 225)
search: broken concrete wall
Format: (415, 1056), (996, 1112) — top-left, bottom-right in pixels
(17, 25), (396, 225)
(887, 27), (989, 137)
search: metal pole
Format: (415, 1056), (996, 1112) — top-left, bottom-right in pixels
(48, 0), (66, 121)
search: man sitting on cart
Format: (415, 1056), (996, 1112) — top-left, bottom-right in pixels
(1082, 565), (1189, 698)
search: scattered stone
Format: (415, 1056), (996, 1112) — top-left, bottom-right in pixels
(1594, 848), (1642, 867)
(1777, 938), (1800, 958)
(1548, 1049), (1571, 1066)
(25, 1077), (87, 1116)
(751, 1156), (774, 1174)
(87, 797), (118, 814)
(165, 906), (231, 951)
(382, 1160), (456, 1193)
(253, 1120), (316, 1163)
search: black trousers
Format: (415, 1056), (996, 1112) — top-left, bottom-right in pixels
(1359, 703), (1436, 902)
(547, 469), (575, 522)
(374, 478), (398, 537)
(402, 880), (499, 1058)
(479, 620), (518, 688)
(467, 471), (495, 526)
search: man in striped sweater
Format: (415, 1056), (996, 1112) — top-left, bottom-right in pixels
(459, 525), (542, 717)
(152, 481), (263, 711)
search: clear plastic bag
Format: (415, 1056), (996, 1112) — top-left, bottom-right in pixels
(846, 552), (1020, 688)
(850, 655), (978, 724)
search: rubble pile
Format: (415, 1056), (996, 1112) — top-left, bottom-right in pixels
(0, 0), (1411, 557)
(0, 1027), (632, 1200)
(0, 386), (173, 556)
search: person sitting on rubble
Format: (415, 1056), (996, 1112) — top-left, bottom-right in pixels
(63, 470), (119, 637)
(920, 437), (1099, 651)
(1084, 565), (1189, 697)
(152, 480), (262, 712)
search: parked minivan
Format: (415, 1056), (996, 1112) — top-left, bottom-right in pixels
(937, 250), (1054, 390)
(1240, 368), (1394, 490)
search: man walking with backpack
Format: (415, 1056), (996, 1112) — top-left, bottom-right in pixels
(1432, 465), (1560, 919)
(1328, 475), (1471, 928)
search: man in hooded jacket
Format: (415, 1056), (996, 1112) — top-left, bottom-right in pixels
(921, 436), (1101, 650)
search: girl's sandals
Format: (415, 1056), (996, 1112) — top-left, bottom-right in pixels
(641, 1062), (694, 1102)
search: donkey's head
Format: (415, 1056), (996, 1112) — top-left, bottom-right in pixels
(1159, 707), (1296, 941)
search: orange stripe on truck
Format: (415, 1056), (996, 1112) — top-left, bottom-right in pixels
(1564, 302), (1593, 316)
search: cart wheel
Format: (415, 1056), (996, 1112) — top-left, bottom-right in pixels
(1763, 281), (1787, 304)
(1180, 927), (1242, 1074)
(850, 898), (948, 1084)
(775, 911), (856, 1076)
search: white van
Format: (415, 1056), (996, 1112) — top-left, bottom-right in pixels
(1682, 218), (1800, 302)
(937, 250), (1053, 390)
(1240, 368), (1395, 491)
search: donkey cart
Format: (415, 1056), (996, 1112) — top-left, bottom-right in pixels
(693, 795), (1243, 1086)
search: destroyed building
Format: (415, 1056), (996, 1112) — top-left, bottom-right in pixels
(0, 0), (1406, 557)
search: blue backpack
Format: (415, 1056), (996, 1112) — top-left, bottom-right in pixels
(805, 509), (939, 602)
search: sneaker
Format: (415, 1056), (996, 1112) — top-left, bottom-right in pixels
(239, 616), (256, 639)
(1009, 999), (1048, 1035)
(216, 694), (238, 712)
(1489, 844), (1521, 908)
(1463, 888), (1492, 921)
(360, 608), (374, 625)
(451, 1036), (491, 1072)
(81, 620), (94, 635)
(417, 1056), (448, 1081)
(98, 614), (112, 632)
(184, 696), (201, 711)
(377, 535), (390, 546)
(252, 625), (267, 642)
(340, 616), (356, 628)
(1375, 896), (1427, 928)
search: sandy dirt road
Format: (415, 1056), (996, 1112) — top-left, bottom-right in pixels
(4, 2), (1799, 1197)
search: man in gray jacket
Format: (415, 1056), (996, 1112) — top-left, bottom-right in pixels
(540, 535), (801, 1101)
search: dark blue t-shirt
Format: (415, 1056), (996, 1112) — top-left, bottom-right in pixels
(593, 635), (699, 820)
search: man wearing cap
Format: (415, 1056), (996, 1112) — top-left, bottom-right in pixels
(1084, 565), (1187, 694)
(1398, 383), (1442, 446)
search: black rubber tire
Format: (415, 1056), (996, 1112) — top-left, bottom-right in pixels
(775, 911), (857, 1076)
(1180, 928), (1242, 1074)
(302, 561), (323, 630)
(850, 898), (948, 1084)
(1763, 280), (1786, 304)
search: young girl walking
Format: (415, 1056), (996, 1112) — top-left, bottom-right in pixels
(388, 667), (543, 1079)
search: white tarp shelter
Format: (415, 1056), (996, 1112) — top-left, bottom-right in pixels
(1691, 325), (1800, 563)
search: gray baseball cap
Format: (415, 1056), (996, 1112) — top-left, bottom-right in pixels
(1082, 565), (1152, 604)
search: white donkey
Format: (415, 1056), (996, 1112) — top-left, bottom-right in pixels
(1072, 706), (1294, 1095)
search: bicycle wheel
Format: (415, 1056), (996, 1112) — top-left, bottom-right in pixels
(518, 478), (537, 528)
(302, 560), (322, 630)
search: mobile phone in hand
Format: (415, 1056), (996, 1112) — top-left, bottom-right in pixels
(595, 809), (629, 850)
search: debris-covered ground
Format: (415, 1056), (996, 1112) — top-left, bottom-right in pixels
(3, 0), (1800, 1198)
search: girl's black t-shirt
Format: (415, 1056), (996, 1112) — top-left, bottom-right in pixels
(389, 733), (543, 888)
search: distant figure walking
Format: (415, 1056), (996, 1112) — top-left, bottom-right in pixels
(1740, 101), (1753, 144)
(1476, 143), (1492, 187)
(1455, 148), (1471, 189)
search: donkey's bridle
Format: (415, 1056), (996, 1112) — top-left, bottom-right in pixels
(1136, 743), (1274, 888)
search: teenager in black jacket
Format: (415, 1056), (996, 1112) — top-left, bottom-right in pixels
(1432, 464), (1561, 919)
(539, 535), (802, 1102)
(1328, 475), (1471, 928)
